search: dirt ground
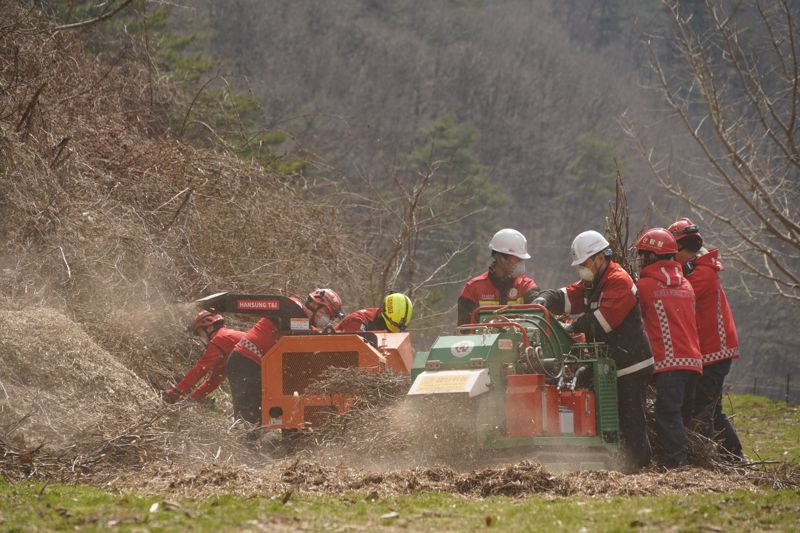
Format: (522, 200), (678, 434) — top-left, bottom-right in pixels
(110, 457), (777, 500)
(1, 307), (797, 501)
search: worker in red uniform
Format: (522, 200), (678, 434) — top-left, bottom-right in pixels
(458, 228), (538, 325)
(635, 228), (703, 468)
(669, 218), (743, 459)
(336, 293), (413, 333)
(533, 230), (654, 472)
(163, 310), (245, 403)
(227, 288), (344, 424)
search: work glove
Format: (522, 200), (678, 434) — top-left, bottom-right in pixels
(163, 388), (182, 404)
(532, 297), (548, 308)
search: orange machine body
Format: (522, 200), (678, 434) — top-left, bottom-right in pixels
(260, 332), (413, 429)
(505, 373), (562, 437)
(558, 390), (597, 436)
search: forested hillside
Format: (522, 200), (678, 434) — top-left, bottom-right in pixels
(180, 0), (800, 398)
(6, 0), (798, 399)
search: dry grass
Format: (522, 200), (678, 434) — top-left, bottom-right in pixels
(0, 4), (371, 389)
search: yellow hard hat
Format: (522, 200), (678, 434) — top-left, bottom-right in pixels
(381, 293), (413, 333)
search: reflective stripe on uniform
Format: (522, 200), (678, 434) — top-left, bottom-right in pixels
(654, 357), (703, 372)
(616, 357), (654, 377)
(716, 288), (727, 348)
(654, 300), (674, 358)
(593, 309), (613, 333)
(702, 346), (739, 364)
(238, 338), (263, 358)
(660, 267), (672, 286)
(560, 287), (571, 314)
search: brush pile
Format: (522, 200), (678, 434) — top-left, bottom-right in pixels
(0, 307), (268, 482)
(299, 368), (412, 458)
(0, 4), (370, 388)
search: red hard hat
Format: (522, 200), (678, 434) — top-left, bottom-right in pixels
(306, 288), (344, 318)
(635, 228), (678, 255)
(668, 217), (703, 246)
(188, 310), (224, 332)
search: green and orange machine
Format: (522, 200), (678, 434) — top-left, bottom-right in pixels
(407, 304), (619, 468)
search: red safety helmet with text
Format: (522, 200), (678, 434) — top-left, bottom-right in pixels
(306, 288), (344, 318)
(635, 228), (678, 255)
(188, 310), (224, 333)
(668, 217), (704, 246)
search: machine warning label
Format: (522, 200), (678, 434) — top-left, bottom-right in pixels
(450, 340), (475, 358)
(237, 299), (280, 311)
(498, 339), (513, 350)
(408, 369), (490, 397)
(290, 317), (310, 330)
(412, 373), (471, 393)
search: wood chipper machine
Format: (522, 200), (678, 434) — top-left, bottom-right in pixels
(407, 304), (620, 469)
(196, 292), (414, 430)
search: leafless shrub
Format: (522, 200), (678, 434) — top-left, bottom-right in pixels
(626, 0), (800, 301)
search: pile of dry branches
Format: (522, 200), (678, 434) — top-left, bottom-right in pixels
(0, 307), (267, 483)
(0, 5), (371, 388)
(298, 367), (412, 458)
(0, 403), (268, 484)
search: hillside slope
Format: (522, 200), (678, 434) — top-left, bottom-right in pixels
(0, 5), (370, 386)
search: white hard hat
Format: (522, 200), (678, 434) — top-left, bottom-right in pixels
(489, 228), (531, 260)
(570, 230), (610, 266)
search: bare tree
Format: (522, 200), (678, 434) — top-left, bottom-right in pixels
(345, 163), (485, 330)
(605, 172), (638, 276)
(626, 0), (800, 301)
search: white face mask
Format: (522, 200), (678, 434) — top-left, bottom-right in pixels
(577, 265), (595, 282)
(314, 311), (331, 328)
(511, 261), (526, 278)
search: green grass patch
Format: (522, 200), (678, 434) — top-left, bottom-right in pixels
(727, 394), (800, 461)
(2, 394), (799, 531)
(1, 478), (799, 532)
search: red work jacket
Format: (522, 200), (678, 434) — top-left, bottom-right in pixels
(233, 317), (278, 365)
(557, 261), (653, 373)
(461, 271), (538, 307)
(458, 270), (538, 324)
(682, 249), (740, 365)
(335, 307), (385, 332)
(637, 260), (703, 374)
(175, 328), (245, 400)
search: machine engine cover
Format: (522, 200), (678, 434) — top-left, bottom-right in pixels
(407, 369), (490, 398)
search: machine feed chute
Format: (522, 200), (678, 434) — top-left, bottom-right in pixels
(195, 292), (308, 331)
